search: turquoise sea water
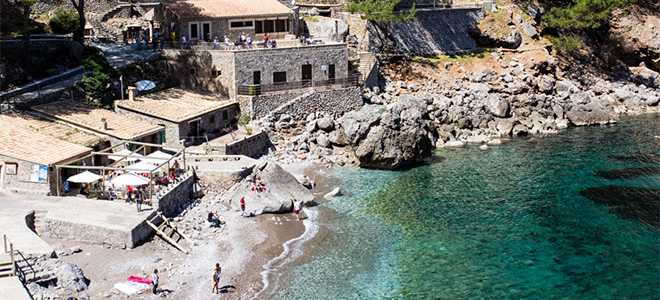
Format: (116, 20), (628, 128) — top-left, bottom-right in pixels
(272, 114), (660, 299)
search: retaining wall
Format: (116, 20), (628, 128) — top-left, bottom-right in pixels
(269, 87), (362, 120)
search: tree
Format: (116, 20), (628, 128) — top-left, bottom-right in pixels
(542, 0), (633, 49)
(70, 0), (85, 44)
(346, 0), (416, 24)
(346, 0), (416, 52)
(49, 8), (79, 34)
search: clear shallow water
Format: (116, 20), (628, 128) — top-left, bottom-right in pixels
(273, 114), (660, 299)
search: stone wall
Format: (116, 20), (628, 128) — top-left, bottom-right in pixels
(268, 87), (362, 120)
(32, 0), (121, 15)
(224, 131), (272, 157)
(248, 90), (306, 119)
(232, 44), (349, 88)
(210, 51), (236, 97)
(0, 154), (92, 195)
(157, 174), (195, 217)
(368, 8), (484, 55)
(41, 213), (154, 249)
(162, 50), (230, 96)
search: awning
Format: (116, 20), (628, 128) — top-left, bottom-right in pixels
(109, 149), (143, 162)
(67, 171), (102, 183)
(111, 173), (150, 186)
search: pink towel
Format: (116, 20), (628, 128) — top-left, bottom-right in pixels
(127, 276), (152, 285)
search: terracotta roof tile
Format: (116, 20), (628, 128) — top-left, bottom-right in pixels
(168, 0), (292, 19)
(32, 101), (163, 140)
(1, 113), (103, 147)
(0, 115), (92, 165)
(116, 88), (236, 123)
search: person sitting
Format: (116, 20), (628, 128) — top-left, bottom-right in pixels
(169, 172), (178, 183)
(207, 210), (223, 227)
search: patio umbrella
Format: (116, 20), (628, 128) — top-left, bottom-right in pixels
(111, 173), (150, 186)
(124, 161), (161, 172)
(67, 171), (102, 183)
(108, 149), (143, 162)
(142, 150), (173, 164)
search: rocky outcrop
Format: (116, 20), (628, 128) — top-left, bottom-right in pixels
(348, 94), (434, 169)
(222, 160), (314, 215)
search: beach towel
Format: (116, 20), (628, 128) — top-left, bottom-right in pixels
(114, 281), (150, 295)
(127, 275), (152, 284)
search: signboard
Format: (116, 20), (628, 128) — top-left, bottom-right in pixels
(5, 163), (17, 175)
(30, 164), (48, 182)
(63, 181), (70, 193)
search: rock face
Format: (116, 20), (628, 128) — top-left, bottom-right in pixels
(222, 160), (314, 215)
(317, 18), (349, 39)
(41, 259), (88, 292)
(566, 100), (619, 126)
(340, 94), (434, 169)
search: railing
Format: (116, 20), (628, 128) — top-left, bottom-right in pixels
(237, 75), (359, 96)
(3, 234), (15, 277)
(0, 66), (85, 102)
(13, 249), (32, 283)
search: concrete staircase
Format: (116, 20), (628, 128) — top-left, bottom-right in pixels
(32, 210), (48, 236)
(0, 252), (14, 278)
(357, 52), (378, 85)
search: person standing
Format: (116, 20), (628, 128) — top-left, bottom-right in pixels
(181, 35), (187, 49)
(135, 188), (142, 212)
(212, 263), (221, 294)
(152, 269), (159, 294)
(240, 197), (245, 216)
(293, 199), (302, 221)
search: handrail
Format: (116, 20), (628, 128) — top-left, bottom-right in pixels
(237, 75), (359, 95)
(3, 234), (15, 277)
(13, 249), (33, 282)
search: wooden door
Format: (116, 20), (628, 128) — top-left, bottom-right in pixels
(302, 64), (312, 86)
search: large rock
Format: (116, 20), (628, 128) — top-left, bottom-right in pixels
(317, 117), (335, 132)
(41, 259), (87, 292)
(339, 104), (386, 143)
(483, 95), (510, 117)
(565, 101), (620, 126)
(317, 19), (349, 39)
(223, 161), (314, 215)
(521, 22), (538, 38)
(347, 94), (434, 169)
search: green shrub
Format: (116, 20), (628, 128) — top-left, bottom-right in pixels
(48, 9), (79, 34)
(544, 35), (583, 50)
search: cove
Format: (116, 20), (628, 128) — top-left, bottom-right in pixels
(272, 113), (660, 299)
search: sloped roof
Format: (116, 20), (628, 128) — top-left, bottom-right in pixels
(115, 88), (236, 123)
(168, 0), (293, 19)
(32, 101), (163, 140)
(0, 114), (92, 165)
(2, 112), (103, 147)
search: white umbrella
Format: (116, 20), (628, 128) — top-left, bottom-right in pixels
(136, 80), (156, 91)
(67, 171), (102, 183)
(111, 173), (150, 186)
(142, 150), (173, 164)
(124, 161), (161, 172)
(109, 149), (143, 162)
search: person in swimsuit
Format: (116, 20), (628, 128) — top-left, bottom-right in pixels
(240, 197), (245, 216)
(293, 199), (301, 221)
(212, 263), (221, 294)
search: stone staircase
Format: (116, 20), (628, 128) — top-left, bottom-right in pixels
(32, 210), (48, 237)
(357, 52), (378, 84)
(0, 251), (13, 278)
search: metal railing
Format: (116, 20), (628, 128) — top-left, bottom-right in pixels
(237, 75), (359, 96)
(0, 66), (85, 102)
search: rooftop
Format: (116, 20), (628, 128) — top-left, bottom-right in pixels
(32, 100), (163, 140)
(0, 114), (93, 165)
(1, 113), (103, 147)
(167, 0), (292, 19)
(115, 88), (236, 123)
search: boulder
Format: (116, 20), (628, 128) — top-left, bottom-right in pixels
(348, 94), (434, 169)
(41, 259), (87, 292)
(317, 117), (335, 132)
(323, 187), (342, 199)
(317, 133), (331, 148)
(565, 101), (620, 126)
(537, 75), (555, 93)
(329, 129), (350, 146)
(222, 161), (314, 215)
(496, 117), (515, 136)
(472, 68), (497, 83)
(339, 104), (386, 143)
(483, 95), (510, 117)
(521, 22), (538, 38)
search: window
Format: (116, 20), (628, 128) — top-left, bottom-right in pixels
(273, 71), (286, 84)
(210, 115), (216, 124)
(189, 23), (199, 39)
(264, 20), (274, 33)
(255, 20), (263, 33)
(275, 19), (287, 32)
(214, 69), (222, 77)
(230, 20), (254, 28)
(189, 68), (195, 75)
(222, 110), (228, 121)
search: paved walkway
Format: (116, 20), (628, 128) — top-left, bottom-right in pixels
(0, 277), (31, 300)
(0, 191), (155, 257)
(93, 43), (161, 68)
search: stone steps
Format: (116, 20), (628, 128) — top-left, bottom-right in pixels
(32, 210), (48, 236)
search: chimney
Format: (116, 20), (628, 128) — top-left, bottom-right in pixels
(101, 118), (107, 130)
(127, 86), (137, 101)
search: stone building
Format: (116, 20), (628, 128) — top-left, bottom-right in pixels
(206, 43), (349, 98)
(114, 88), (239, 147)
(0, 114), (94, 195)
(32, 100), (164, 153)
(167, 0), (295, 42)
